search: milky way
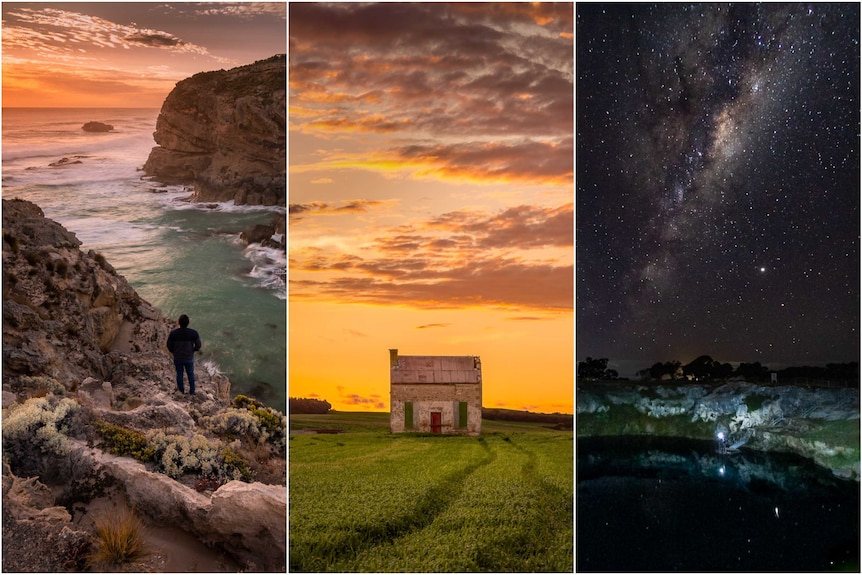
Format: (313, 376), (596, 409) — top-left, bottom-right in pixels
(577, 4), (859, 376)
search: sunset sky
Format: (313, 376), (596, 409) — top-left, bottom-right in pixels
(2, 2), (286, 107)
(289, 3), (574, 413)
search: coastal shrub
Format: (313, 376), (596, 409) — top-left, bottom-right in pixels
(24, 249), (44, 266)
(232, 394), (261, 409)
(231, 394), (287, 451)
(4, 231), (19, 252)
(93, 252), (110, 271)
(220, 446), (253, 482)
(88, 506), (150, 569)
(93, 421), (155, 463)
(146, 430), (252, 482)
(201, 408), (267, 443)
(3, 395), (81, 474)
(12, 375), (66, 397)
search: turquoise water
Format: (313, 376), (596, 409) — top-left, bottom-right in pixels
(2, 108), (286, 411)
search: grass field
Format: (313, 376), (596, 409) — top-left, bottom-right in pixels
(289, 412), (573, 572)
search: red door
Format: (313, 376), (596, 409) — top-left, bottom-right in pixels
(430, 412), (442, 434)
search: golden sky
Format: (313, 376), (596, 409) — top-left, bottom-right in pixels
(289, 3), (574, 413)
(2, 2), (286, 107)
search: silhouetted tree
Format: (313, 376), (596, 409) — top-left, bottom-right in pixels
(683, 355), (715, 379)
(577, 357), (618, 380)
(736, 361), (769, 380)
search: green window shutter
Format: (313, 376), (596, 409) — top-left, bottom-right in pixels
(458, 402), (468, 428)
(404, 402), (413, 429)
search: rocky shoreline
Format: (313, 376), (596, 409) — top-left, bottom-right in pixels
(2, 198), (286, 570)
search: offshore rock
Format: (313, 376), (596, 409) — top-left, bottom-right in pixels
(143, 54), (286, 206)
(82, 121), (113, 132)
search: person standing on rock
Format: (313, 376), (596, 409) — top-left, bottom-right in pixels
(167, 314), (202, 395)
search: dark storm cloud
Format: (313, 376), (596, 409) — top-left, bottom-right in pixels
(125, 32), (183, 47)
(577, 4), (859, 373)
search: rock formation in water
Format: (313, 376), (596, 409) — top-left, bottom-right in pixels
(577, 380), (860, 480)
(2, 199), (286, 570)
(82, 121), (113, 132)
(143, 54), (286, 206)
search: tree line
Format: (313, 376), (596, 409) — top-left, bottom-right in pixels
(289, 397), (332, 414)
(578, 355), (859, 383)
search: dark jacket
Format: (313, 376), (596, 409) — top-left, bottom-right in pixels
(167, 327), (201, 361)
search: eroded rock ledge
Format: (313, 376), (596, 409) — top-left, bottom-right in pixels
(143, 54), (286, 206)
(577, 381), (860, 480)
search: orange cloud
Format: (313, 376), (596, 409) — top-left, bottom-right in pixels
(291, 138), (573, 187)
(290, 203), (574, 311)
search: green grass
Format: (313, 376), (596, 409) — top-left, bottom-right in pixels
(290, 411), (571, 434)
(289, 413), (573, 572)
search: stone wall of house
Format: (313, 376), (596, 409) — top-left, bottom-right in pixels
(390, 352), (482, 435)
(391, 383), (482, 435)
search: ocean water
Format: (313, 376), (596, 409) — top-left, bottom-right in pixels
(2, 108), (286, 411)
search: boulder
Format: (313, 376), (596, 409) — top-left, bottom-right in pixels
(209, 481), (286, 570)
(240, 223), (274, 245)
(143, 55), (285, 206)
(82, 121), (113, 132)
(77, 378), (114, 410)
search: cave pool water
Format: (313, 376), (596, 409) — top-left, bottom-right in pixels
(577, 435), (859, 572)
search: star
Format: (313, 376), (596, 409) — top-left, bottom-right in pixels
(577, 3), (859, 376)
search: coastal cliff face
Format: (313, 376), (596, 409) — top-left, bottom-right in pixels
(143, 54), (286, 206)
(3, 199), (169, 387)
(2, 199), (286, 571)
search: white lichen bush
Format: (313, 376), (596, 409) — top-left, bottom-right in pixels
(145, 430), (246, 481)
(201, 408), (268, 444)
(17, 375), (66, 395)
(3, 394), (80, 457)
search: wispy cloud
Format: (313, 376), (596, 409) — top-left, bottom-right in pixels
(289, 199), (392, 216)
(193, 3), (286, 20)
(4, 8), (212, 58)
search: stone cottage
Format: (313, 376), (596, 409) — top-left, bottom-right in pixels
(389, 349), (482, 435)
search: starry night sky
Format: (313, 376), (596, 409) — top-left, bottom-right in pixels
(576, 4), (860, 378)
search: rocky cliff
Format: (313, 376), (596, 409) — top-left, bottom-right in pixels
(143, 54), (286, 206)
(2, 199), (286, 570)
(578, 381), (860, 480)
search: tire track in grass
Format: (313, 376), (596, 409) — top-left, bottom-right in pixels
(473, 435), (573, 571)
(290, 436), (495, 572)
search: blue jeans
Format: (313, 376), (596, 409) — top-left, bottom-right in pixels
(174, 359), (195, 394)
